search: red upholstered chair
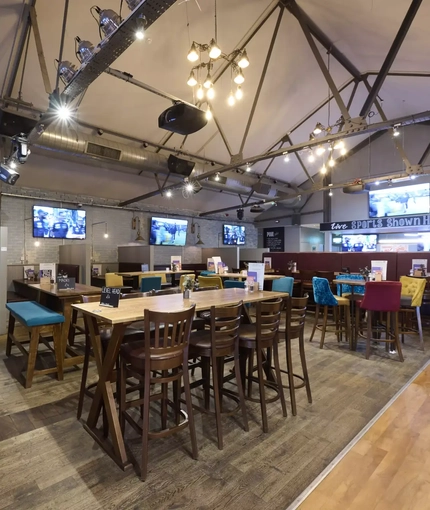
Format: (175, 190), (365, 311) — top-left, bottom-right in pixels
(359, 281), (403, 362)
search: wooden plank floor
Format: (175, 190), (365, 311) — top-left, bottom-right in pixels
(0, 320), (428, 510)
(297, 359), (430, 510)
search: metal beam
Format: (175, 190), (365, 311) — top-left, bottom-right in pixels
(359, 0), (422, 118)
(281, 0), (361, 80)
(212, 114), (233, 157)
(29, 6), (52, 94)
(286, 134), (314, 183)
(418, 141), (430, 166)
(119, 109), (430, 207)
(55, 0), (69, 92)
(239, 8), (284, 154)
(288, 0), (350, 121)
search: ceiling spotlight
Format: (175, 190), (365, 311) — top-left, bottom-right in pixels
(126, 0), (141, 9)
(104, 232), (109, 238)
(316, 145), (325, 156)
(284, 152), (290, 163)
(340, 147), (347, 156)
(313, 122), (324, 135)
(227, 91), (235, 106)
(9, 159), (17, 169)
(245, 164), (251, 172)
(234, 69), (245, 84)
(166, 190), (172, 198)
(135, 15), (145, 40)
(235, 86), (243, 100)
(308, 152), (315, 163)
(375, 181), (380, 185)
(203, 73), (212, 89)
(196, 84), (204, 100)
(328, 158), (335, 167)
(0, 160), (20, 185)
(187, 71), (197, 87)
(55, 104), (73, 121)
(205, 106), (213, 121)
(393, 127), (400, 137)
(93, 7), (121, 38)
(410, 175), (416, 180)
(75, 37), (95, 63)
(207, 85), (215, 100)
(57, 60), (76, 84)
(320, 164), (327, 174)
(237, 49), (249, 68)
(214, 172), (221, 181)
(328, 189), (333, 197)
(208, 38), (221, 59)
(333, 140), (345, 150)
(186, 182), (194, 192)
(187, 42), (199, 62)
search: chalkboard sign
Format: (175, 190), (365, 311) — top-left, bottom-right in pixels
(100, 286), (121, 308)
(263, 227), (284, 252)
(57, 277), (76, 290)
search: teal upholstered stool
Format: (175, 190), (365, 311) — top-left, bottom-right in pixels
(6, 301), (65, 388)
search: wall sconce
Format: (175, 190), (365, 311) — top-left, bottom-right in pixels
(191, 220), (204, 245)
(135, 217), (144, 241)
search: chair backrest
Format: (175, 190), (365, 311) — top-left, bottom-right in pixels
(143, 305), (196, 369)
(399, 276), (426, 307)
(208, 301), (243, 354)
(335, 273), (365, 296)
(361, 281), (401, 312)
(194, 286), (219, 292)
(285, 296), (308, 341)
(140, 272), (167, 284)
(312, 277), (338, 306)
(140, 276), (162, 293)
(272, 276), (294, 295)
(224, 280), (245, 289)
(299, 270), (316, 282)
(200, 270), (216, 276)
(105, 273), (123, 287)
(316, 271), (334, 282)
(198, 275), (223, 289)
(152, 288), (180, 296)
(179, 273), (195, 290)
(255, 298), (283, 348)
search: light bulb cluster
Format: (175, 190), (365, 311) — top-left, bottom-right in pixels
(186, 41), (249, 107)
(283, 139), (348, 175)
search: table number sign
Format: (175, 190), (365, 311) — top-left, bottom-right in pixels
(100, 287), (121, 308)
(57, 277), (76, 290)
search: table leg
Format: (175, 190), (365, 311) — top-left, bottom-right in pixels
(86, 321), (129, 469)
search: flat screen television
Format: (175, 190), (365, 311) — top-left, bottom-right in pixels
(149, 217), (188, 246)
(33, 206), (86, 239)
(368, 182), (430, 218)
(341, 234), (378, 252)
(223, 224), (245, 245)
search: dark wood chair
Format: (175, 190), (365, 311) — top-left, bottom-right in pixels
(299, 270), (316, 297)
(188, 301), (248, 450)
(119, 305), (198, 480)
(238, 298), (287, 433)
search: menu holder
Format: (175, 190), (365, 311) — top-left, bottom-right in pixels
(57, 277), (76, 290)
(39, 276), (51, 285)
(100, 287), (121, 308)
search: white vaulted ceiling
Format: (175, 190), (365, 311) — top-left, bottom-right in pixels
(1, 0), (429, 216)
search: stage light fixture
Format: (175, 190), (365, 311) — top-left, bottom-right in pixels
(0, 160), (20, 185)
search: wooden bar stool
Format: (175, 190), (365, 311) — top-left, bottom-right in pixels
(238, 298), (286, 433)
(309, 277), (351, 349)
(188, 301), (248, 450)
(6, 301), (65, 388)
(358, 281), (404, 362)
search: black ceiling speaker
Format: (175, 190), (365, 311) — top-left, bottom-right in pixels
(237, 208), (244, 220)
(343, 183), (370, 194)
(158, 103), (207, 135)
(167, 155), (195, 177)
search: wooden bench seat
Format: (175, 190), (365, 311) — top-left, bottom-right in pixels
(6, 301), (65, 388)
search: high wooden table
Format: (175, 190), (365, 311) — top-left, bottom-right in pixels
(13, 280), (101, 366)
(72, 288), (288, 470)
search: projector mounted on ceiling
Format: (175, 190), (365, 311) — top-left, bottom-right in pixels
(342, 180), (370, 194)
(250, 205), (264, 213)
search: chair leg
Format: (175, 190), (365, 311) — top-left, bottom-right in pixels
(366, 312), (372, 360)
(247, 349), (254, 399)
(6, 314), (15, 357)
(202, 358), (211, 411)
(344, 305), (351, 349)
(319, 307), (329, 349)
(119, 360), (127, 434)
(309, 304), (320, 342)
(273, 338), (287, 418)
(26, 327), (41, 389)
(77, 335), (91, 420)
(256, 346), (268, 433)
(140, 367), (152, 481)
(161, 370), (168, 430)
(299, 330), (312, 404)
(416, 307), (424, 351)
(285, 335), (297, 416)
(52, 324), (64, 382)
(333, 307), (340, 342)
(234, 341), (249, 432)
(211, 354), (223, 450)
(393, 313), (404, 363)
(182, 358), (198, 460)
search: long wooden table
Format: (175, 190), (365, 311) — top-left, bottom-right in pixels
(13, 280), (101, 367)
(72, 288), (288, 470)
(219, 273), (286, 281)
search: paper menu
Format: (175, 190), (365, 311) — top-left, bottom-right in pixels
(207, 259), (215, 272)
(39, 263), (56, 282)
(170, 256), (182, 270)
(371, 260), (387, 280)
(264, 257), (272, 270)
(23, 265), (35, 279)
(247, 263), (265, 291)
(212, 256), (222, 273)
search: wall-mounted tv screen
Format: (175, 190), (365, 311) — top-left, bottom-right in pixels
(369, 182), (430, 218)
(149, 217), (188, 246)
(223, 224), (245, 245)
(341, 234), (378, 252)
(33, 206), (86, 239)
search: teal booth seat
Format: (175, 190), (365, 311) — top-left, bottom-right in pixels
(335, 274), (365, 296)
(224, 280), (245, 289)
(272, 276), (294, 295)
(140, 276), (162, 293)
(6, 301), (65, 327)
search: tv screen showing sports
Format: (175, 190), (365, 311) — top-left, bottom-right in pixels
(369, 183), (430, 218)
(33, 206), (86, 239)
(223, 225), (245, 245)
(149, 217), (188, 246)
(341, 234), (378, 252)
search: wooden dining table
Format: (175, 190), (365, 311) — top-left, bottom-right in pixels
(72, 288), (288, 470)
(218, 273), (286, 281)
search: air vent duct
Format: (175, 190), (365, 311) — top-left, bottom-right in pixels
(85, 142), (121, 160)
